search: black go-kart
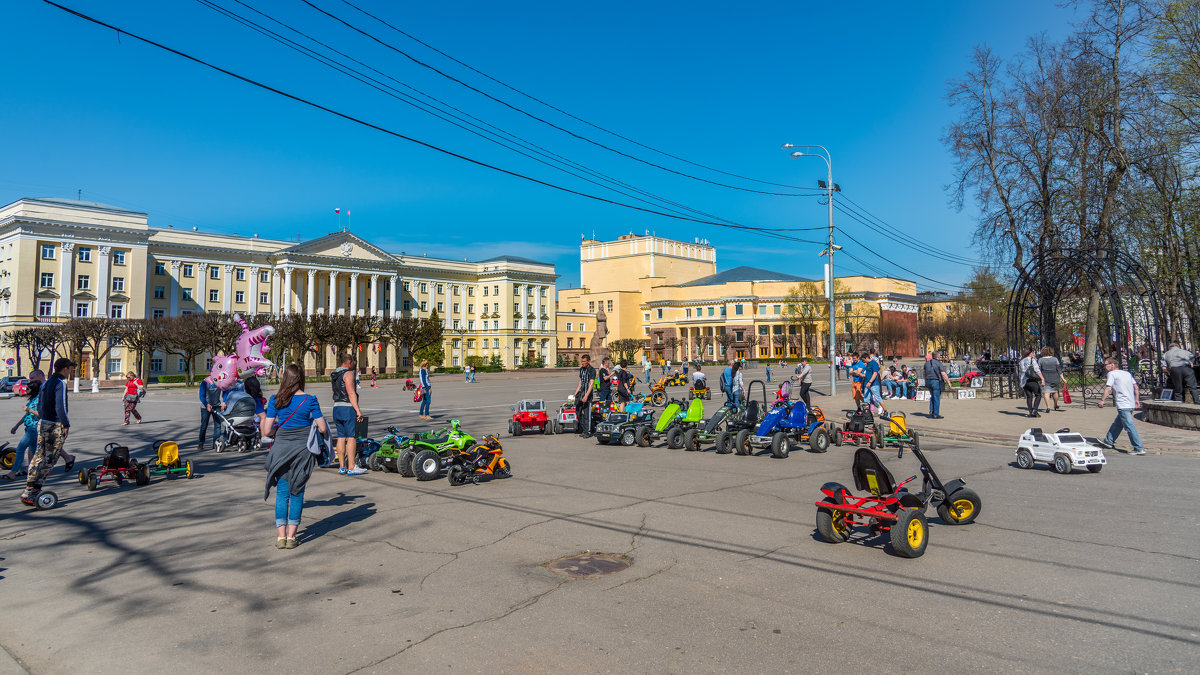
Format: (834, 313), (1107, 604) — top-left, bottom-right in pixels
(713, 380), (768, 455)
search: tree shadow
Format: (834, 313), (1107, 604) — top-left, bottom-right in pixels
(299, 501), (376, 543)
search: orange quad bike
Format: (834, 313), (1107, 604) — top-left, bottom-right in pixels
(446, 433), (512, 486)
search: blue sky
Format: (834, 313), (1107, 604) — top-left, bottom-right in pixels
(1, 0), (1078, 291)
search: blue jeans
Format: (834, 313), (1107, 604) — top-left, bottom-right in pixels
(928, 381), (942, 417)
(1103, 408), (1144, 453)
(865, 384), (884, 407)
(14, 426), (37, 472)
(275, 476), (304, 527)
(419, 389), (432, 416)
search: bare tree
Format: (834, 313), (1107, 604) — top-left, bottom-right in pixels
(63, 318), (122, 382)
(714, 332), (736, 361)
(876, 316), (911, 358)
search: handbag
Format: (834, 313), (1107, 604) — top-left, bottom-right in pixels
(1062, 383), (1072, 404)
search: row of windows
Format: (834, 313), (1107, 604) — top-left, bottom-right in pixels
(642, 301), (857, 321)
(40, 244), (127, 266)
(38, 300), (127, 319)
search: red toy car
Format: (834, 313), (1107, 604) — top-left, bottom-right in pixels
(509, 399), (553, 436)
(78, 442), (149, 491)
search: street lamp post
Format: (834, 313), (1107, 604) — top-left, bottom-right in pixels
(783, 144), (839, 396)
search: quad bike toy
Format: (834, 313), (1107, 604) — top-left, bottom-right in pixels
(814, 445), (982, 558)
(369, 426), (420, 472)
(746, 398), (830, 458)
(401, 420), (477, 481)
(142, 440), (195, 480)
(594, 401), (655, 446)
(446, 433), (513, 486)
(78, 442), (150, 491)
(635, 397), (704, 448)
(509, 399), (553, 436)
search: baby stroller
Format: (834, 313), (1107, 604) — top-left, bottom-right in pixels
(214, 392), (261, 453)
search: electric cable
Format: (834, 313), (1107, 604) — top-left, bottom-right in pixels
(836, 194), (989, 265)
(835, 228), (971, 292)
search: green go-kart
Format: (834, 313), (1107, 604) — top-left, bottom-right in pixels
(635, 398), (704, 449)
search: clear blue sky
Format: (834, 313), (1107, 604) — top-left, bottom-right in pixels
(1, 0), (1078, 292)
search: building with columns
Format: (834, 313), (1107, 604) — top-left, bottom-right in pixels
(0, 198), (557, 378)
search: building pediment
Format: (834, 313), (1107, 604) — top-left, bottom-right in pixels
(36, 289), (60, 298)
(280, 232), (396, 264)
(72, 291), (97, 300)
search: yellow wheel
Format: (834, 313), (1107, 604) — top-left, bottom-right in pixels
(816, 503), (851, 543)
(936, 487), (981, 525)
(889, 509), (928, 558)
(185, 460), (194, 479)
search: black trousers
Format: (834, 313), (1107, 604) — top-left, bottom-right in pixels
(575, 399), (593, 436)
(1169, 365), (1199, 404)
(1023, 381), (1042, 414)
(798, 382), (811, 409)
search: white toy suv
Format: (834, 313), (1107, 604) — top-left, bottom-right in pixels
(1016, 427), (1106, 474)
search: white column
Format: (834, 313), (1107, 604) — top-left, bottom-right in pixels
(281, 267), (292, 315)
(248, 266), (260, 316)
(96, 246), (111, 318)
(370, 274), (379, 317)
(306, 269), (317, 317)
(170, 261), (181, 316)
(271, 269), (281, 316)
(58, 241), (75, 317)
(222, 264), (233, 313)
(327, 271), (337, 315)
(349, 272), (360, 316)
(389, 275), (399, 318)
(197, 263), (209, 314)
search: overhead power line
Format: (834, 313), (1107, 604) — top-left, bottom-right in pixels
(836, 194), (989, 266)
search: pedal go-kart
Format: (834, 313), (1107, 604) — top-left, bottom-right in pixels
(746, 398), (830, 458)
(594, 401), (655, 446)
(446, 433), (512, 486)
(814, 445), (982, 558)
(0, 441), (15, 474)
(875, 412), (920, 451)
(78, 442), (151, 491)
(689, 382), (712, 400)
(833, 404), (879, 448)
(647, 377), (670, 406)
(141, 440), (195, 480)
(635, 398), (704, 448)
(1015, 427), (1106, 474)
(715, 380), (769, 455)
(509, 398), (553, 436)
(681, 404), (735, 451)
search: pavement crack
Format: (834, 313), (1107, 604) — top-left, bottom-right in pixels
(625, 513), (648, 555)
(606, 558), (677, 591)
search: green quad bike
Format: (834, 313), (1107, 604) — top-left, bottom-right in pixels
(367, 426), (409, 472)
(396, 421), (477, 481)
(634, 397), (704, 449)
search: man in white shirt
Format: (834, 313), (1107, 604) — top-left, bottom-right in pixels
(1097, 358), (1145, 455)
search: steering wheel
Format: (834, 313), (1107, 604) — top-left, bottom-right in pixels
(104, 442), (120, 454)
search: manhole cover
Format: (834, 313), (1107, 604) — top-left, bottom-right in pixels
(544, 553), (631, 579)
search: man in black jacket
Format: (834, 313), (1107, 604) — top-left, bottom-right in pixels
(22, 358), (76, 504)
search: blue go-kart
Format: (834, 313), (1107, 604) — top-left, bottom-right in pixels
(746, 398), (831, 458)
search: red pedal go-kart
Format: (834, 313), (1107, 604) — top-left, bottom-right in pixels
(814, 445), (981, 558)
(509, 399), (553, 436)
(78, 443), (149, 491)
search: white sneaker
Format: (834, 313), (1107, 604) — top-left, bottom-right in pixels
(346, 467), (368, 475)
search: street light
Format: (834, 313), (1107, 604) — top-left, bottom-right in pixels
(783, 143), (839, 395)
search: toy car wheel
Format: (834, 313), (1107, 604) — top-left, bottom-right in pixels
(620, 429), (636, 447)
(512, 423), (522, 437)
(937, 487), (981, 525)
(1016, 449), (1035, 469)
(868, 432), (876, 449)
(715, 431), (732, 454)
(496, 458), (512, 478)
(809, 426), (830, 453)
(368, 454), (382, 472)
(447, 466), (466, 486)
(544, 422), (554, 435)
(834, 429), (844, 446)
(1087, 464), (1103, 473)
(666, 427), (684, 449)
(78, 469), (88, 485)
(397, 450), (416, 477)
(1053, 454), (1072, 474)
(413, 450), (441, 481)
(0, 447), (14, 472)
(634, 425), (651, 448)
(552, 420), (562, 434)
(185, 460), (194, 479)
(815, 506), (850, 543)
(770, 431), (789, 459)
(683, 429), (700, 452)
(874, 428), (883, 448)
(734, 430), (752, 456)
(135, 464), (150, 486)
(651, 391), (666, 407)
(889, 509), (928, 558)
(87, 473), (98, 491)
(35, 491), (57, 510)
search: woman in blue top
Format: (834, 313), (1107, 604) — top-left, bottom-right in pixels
(261, 364), (326, 550)
(4, 381), (42, 480)
(418, 359), (433, 420)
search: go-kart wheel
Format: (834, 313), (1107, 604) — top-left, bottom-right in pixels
(735, 430), (751, 456)
(868, 431), (876, 449)
(1087, 464), (1103, 473)
(634, 425), (651, 448)
(135, 464), (150, 486)
(397, 450), (416, 477)
(874, 427), (883, 449)
(1053, 454), (1072, 474)
(87, 473), (98, 491)
(816, 506), (850, 543)
(937, 487), (981, 525)
(834, 429), (844, 446)
(770, 431), (789, 459)
(113, 472), (124, 486)
(666, 427), (684, 449)
(35, 491), (58, 510)
(683, 429), (700, 452)
(651, 391), (666, 407)
(413, 450), (441, 481)
(715, 431), (732, 454)
(78, 469), (88, 485)
(1016, 449), (1035, 469)
(809, 426), (830, 453)
(185, 460), (194, 479)
(620, 429), (636, 447)
(890, 509), (928, 558)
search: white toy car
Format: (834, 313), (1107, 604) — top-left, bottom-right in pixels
(1016, 427), (1106, 474)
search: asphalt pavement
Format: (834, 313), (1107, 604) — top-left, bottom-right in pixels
(0, 367), (1197, 673)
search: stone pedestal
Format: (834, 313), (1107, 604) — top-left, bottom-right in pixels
(1142, 400), (1200, 432)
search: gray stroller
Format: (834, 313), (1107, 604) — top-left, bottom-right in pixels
(213, 392), (262, 453)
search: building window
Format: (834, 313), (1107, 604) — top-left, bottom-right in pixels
(482, 286), (488, 296)
(259, 292), (269, 305)
(110, 303), (125, 319)
(182, 288), (193, 301)
(452, 319), (461, 330)
(774, 305), (781, 315)
(843, 302), (853, 313)
(467, 286), (475, 296)
(588, 301), (595, 312)
(843, 322), (852, 333)
(452, 285), (460, 296)
(644, 327), (650, 336)
(108, 358), (122, 374)
(152, 308), (165, 318)
(155, 262), (166, 275)
(735, 305), (744, 316)
(41, 244), (55, 259)
(467, 339), (475, 348)
(513, 286), (520, 296)
(40, 272), (54, 288)
(579, 322), (586, 332)
(182, 264), (194, 277)
(467, 304), (474, 314)
(580, 338), (587, 348)
(178, 358), (187, 372)
(685, 309), (692, 318)
(420, 301), (428, 311)
(181, 310), (194, 316)
(720, 307), (727, 316)
(113, 250), (126, 265)
(492, 338), (499, 348)
(260, 270), (269, 283)
(154, 286), (165, 299)
(492, 320), (499, 330)
(235, 290), (245, 304)
(493, 285), (499, 295)
(111, 277), (124, 292)
(467, 320), (475, 331)
(436, 302), (444, 312)
(209, 289), (219, 303)
(209, 266), (220, 280)
(656, 309), (663, 319)
(437, 284), (444, 294)
(759, 326), (769, 335)
(38, 301), (54, 317)
(566, 322), (573, 332)
(403, 300), (411, 311)
(77, 275), (90, 290)
(606, 300), (613, 311)
(735, 331), (744, 342)
(419, 282), (428, 293)
(235, 268), (245, 281)
(708, 307), (715, 317)
(453, 303), (460, 313)
(78, 246), (92, 262)
(644, 313), (650, 321)
(541, 288), (547, 297)
(75, 302), (90, 317)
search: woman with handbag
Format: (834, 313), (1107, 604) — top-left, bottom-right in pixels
(1038, 347), (1063, 412)
(1018, 347), (1046, 418)
(261, 364), (327, 550)
(122, 371), (144, 425)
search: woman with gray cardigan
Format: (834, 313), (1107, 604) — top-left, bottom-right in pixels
(261, 364), (327, 550)
(1038, 347), (1063, 412)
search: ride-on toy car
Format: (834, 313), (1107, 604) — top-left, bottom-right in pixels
(665, 372), (688, 387)
(510, 399), (553, 436)
(142, 440), (195, 479)
(682, 404), (734, 451)
(594, 401), (655, 446)
(446, 433), (512, 485)
(747, 399), (829, 457)
(398, 420), (476, 481)
(79, 442), (150, 491)
(551, 397), (579, 433)
(1015, 428), (1106, 474)
(635, 398), (704, 448)
(689, 382), (712, 400)
(814, 445), (982, 558)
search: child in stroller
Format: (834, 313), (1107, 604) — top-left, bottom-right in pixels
(214, 389), (262, 453)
